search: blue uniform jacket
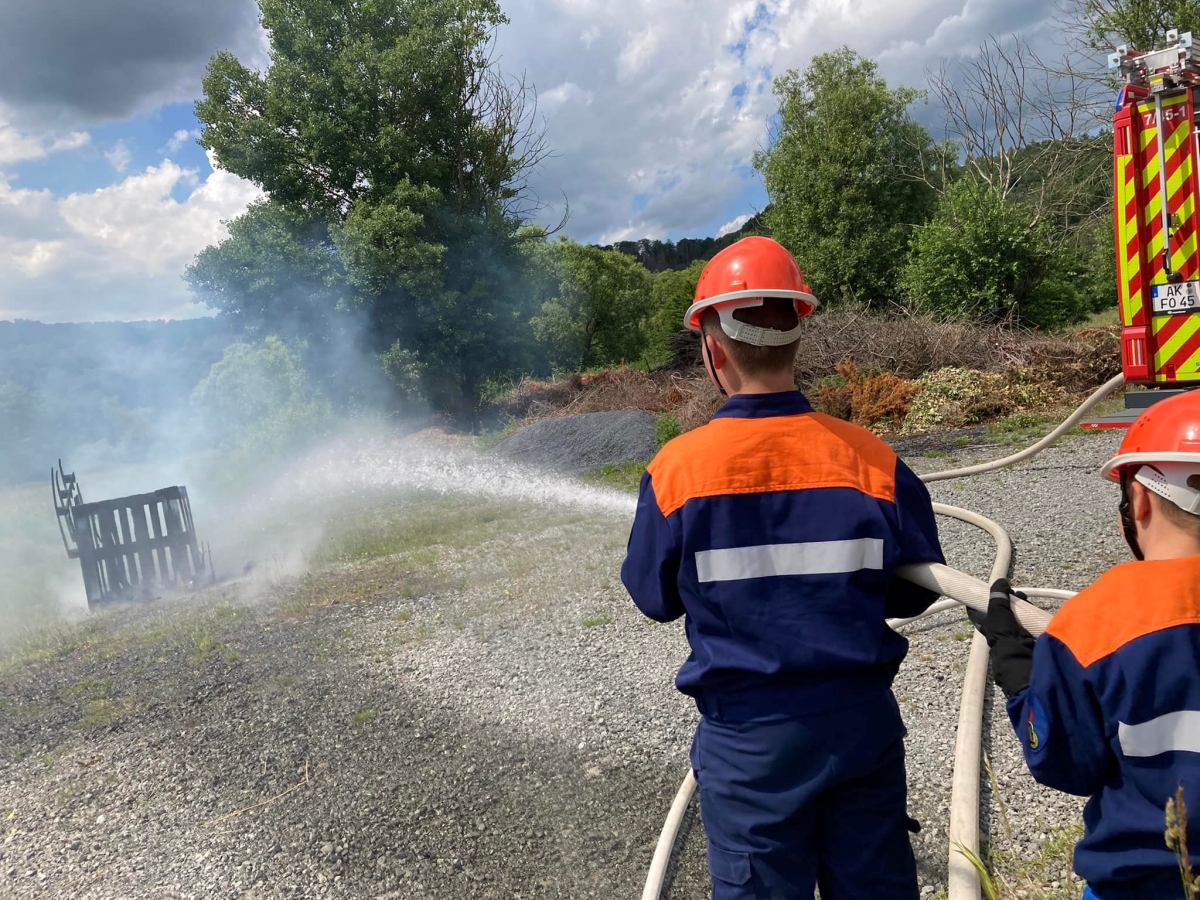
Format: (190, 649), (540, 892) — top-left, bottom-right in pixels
(620, 391), (945, 722)
(1008, 555), (1200, 898)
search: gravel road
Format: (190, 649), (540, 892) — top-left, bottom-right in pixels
(0, 427), (1125, 899)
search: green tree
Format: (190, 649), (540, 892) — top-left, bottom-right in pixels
(529, 238), (653, 372)
(192, 337), (311, 432)
(190, 0), (548, 420)
(902, 179), (1091, 328)
(1065, 0), (1200, 53)
(754, 48), (938, 305)
(642, 260), (706, 369)
(187, 202), (350, 341)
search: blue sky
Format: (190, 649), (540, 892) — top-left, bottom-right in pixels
(0, 0), (1063, 323)
(10, 103), (209, 199)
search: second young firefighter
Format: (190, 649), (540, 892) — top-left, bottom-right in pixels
(621, 237), (946, 899)
(977, 390), (1200, 899)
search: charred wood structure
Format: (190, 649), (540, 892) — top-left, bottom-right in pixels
(52, 461), (212, 610)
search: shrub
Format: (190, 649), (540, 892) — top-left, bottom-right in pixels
(902, 179), (1091, 329)
(900, 366), (1067, 435)
(814, 374), (852, 420)
(815, 360), (918, 431)
(655, 415), (683, 447)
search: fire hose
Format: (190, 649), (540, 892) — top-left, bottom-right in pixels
(641, 372), (1125, 900)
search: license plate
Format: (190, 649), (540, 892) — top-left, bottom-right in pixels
(1152, 283), (1200, 315)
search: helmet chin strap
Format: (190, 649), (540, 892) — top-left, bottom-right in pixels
(701, 334), (728, 397)
(1119, 470), (1145, 561)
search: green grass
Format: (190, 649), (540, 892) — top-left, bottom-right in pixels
(936, 631), (973, 643)
(67, 675), (112, 700)
(314, 497), (527, 566)
(190, 630), (220, 664)
(579, 460), (648, 493)
(979, 823), (1085, 898)
(352, 709), (376, 726)
(395, 609), (413, 623)
(475, 422), (520, 451)
(987, 411), (1059, 444)
(582, 613), (614, 628)
(395, 624), (434, 646)
(966, 750), (1084, 898)
(655, 415), (682, 448)
(76, 697), (134, 730)
(1078, 306), (1121, 329)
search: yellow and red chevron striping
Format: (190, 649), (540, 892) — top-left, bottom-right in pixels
(1155, 313), (1200, 379)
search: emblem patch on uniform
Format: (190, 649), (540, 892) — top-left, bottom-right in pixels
(1027, 696), (1049, 754)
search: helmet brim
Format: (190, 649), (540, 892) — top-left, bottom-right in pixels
(685, 289), (819, 332)
(1100, 451), (1200, 481)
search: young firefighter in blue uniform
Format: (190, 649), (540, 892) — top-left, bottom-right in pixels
(621, 237), (946, 899)
(978, 389), (1200, 899)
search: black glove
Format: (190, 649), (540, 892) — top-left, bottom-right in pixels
(978, 578), (1036, 698)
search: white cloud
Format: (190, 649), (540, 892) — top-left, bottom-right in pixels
(0, 126), (47, 167)
(0, 150), (261, 321)
(617, 27), (661, 81)
(2, 239), (65, 278)
(717, 214), (752, 237)
(105, 139), (132, 172)
(495, 0), (1062, 244)
(0, 106), (90, 165)
(165, 128), (200, 154)
(541, 82), (593, 108)
(60, 151), (261, 275)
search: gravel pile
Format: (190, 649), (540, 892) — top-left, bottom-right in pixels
(494, 410), (657, 474)
(0, 428), (1125, 899)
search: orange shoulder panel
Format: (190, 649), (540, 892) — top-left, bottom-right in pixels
(646, 412), (897, 517)
(1045, 556), (1200, 667)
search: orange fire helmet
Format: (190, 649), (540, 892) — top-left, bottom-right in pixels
(685, 236), (818, 346)
(1100, 389), (1200, 515)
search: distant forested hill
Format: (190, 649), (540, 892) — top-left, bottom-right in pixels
(597, 213), (768, 272)
(0, 319), (237, 409)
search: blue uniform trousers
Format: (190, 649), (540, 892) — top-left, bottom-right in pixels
(689, 690), (919, 900)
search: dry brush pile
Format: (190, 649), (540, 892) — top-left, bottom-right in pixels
(491, 311), (1122, 438)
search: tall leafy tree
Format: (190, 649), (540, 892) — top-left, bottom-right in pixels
(529, 239), (653, 372)
(641, 260), (707, 369)
(754, 48), (938, 305)
(189, 0), (548, 419)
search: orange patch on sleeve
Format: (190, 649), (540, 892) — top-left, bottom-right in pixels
(647, 412), (898, 517)
(1046, 556), (1200, 667)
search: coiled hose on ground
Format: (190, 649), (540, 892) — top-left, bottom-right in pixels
(641, 372), (1126, 900)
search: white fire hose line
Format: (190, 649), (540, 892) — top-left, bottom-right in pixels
(642, 373), (1124, 900)
(931, 504), (1012, 900)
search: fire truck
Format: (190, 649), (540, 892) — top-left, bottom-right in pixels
(1095, 29), (1200, 425)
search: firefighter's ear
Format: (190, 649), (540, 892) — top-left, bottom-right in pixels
(1130, 480), (1155, 523)
(704, 333), (729, 370)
